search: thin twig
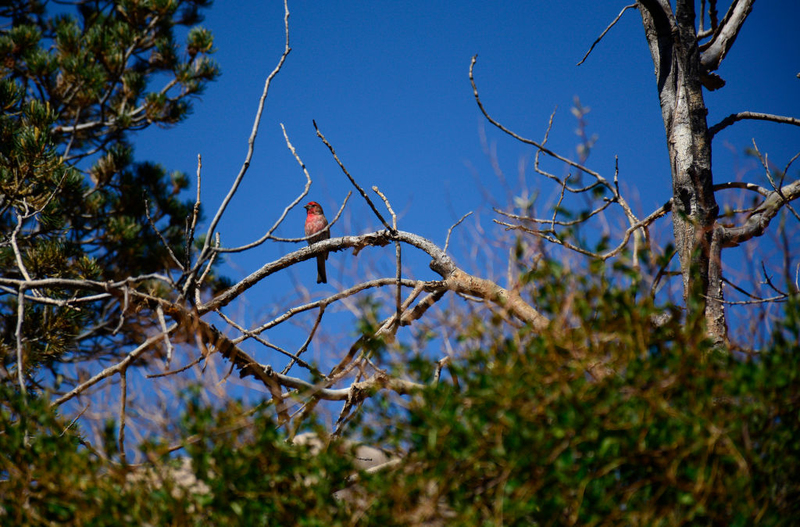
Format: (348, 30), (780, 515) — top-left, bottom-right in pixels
(216, 309), (323, 376)
(199, 0), (291, 261)
(146, 354), (205, 379)
(185, 153), (202, 270)
(236, 278), (422, 341)
(144, 196), (184, 271)
(118, 368), (128, 463)
(752, 140), (800, 223)
(780, 151), (800, 188)
(373, 187), (402, 330)
(214, 123), (313, 253)
(156, 304), (174, 364)
(444, 211), (472, 254)
(313, 120), (393, 232)
(577, 4), (638, 66)
(248, 193), (351, 245)
(60, 403), (90, 437)
(282, 305), (326, 374)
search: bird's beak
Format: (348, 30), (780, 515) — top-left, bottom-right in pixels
(303, 204), (310, 210)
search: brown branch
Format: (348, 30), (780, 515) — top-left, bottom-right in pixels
(470, 56), (605, 182)
(200, 230), (455, 313)
(212, 123), (319, 254)
(444, 269), (549, 331)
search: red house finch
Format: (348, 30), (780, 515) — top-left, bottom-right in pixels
(304, 201), (329, 284)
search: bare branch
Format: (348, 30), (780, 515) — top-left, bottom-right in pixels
(699, 0), (755, 72)
(184, 154), (202, 270)
(470, 56), (603, 182)
(215, 308), (322, 376)
(247, 193), (351, 245)
(214, 123), (314, 253)
(495, 201), (613, 228)
(372, 187), (403, 330)
(313, 120), (393, 232)
(751, 141), (800, 223)
(201, 230), (456, 314)
(199, 0), (291, 260)
(709, 111), (800, 138)
(52, 327), (176, 407)
(156, 304), (174, 364)
(60, 403), (90, 437)
(577, 4), (638, 66)
(118, 368), (128, 463)
(11, 212), (34, 283)
(146, 355), (205, 379)
(713, 181), (770, 197)
(15, 288), (26, 396)
(444, 211), (473, 254)
(240, 278), (421, 341)
(144, 196), (184, 271)
(781, 152), (800, 188)
(496, 200), (672, 262)
(282, 305), (326, 375)
(720, 178), (800, 246)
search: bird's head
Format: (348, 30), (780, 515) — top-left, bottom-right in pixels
(304, 201), (323, 214)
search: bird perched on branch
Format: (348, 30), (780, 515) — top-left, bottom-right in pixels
(304, 201), (329, 284)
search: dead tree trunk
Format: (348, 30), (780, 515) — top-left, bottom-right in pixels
(638, 0), (726, 343)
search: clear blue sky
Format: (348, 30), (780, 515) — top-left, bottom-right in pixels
(133, 1), (800, 353)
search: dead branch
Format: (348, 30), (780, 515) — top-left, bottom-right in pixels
(709, 111), (800, 137)
(313, 120), (393, 232)
(197, 0), (291, 265)
(577, 4), (638, 66)
(699, 0), (755, 72)
(720, 178), (800, 246)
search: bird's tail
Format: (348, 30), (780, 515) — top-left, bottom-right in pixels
(316, 254), (327, 284)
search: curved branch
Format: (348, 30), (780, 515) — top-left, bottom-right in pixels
(710, 111), (800, 137)
(199, 0), (291, 260)
(577, 4), (638, 66)
(201, 228), (548, 329)
(720, 178), (800, 246)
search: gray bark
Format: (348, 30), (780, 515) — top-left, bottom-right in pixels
(638, 0), (725, 342)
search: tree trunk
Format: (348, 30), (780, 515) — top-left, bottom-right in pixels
(638, 0), (727, 343)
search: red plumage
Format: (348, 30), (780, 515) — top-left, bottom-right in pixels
(304, 201), (329, 284)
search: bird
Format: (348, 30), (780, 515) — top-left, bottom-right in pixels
(304, 201), (329, 284)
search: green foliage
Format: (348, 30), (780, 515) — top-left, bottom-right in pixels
(0, 1), (222, 385)
(357, 276), (800, 525)
(2, 270), (797, 525)
(0, 386), (355, 526)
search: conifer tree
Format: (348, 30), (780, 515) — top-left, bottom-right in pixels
(0, 0), (220, 389)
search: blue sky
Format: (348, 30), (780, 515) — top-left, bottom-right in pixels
(131, 1), (800, 357)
